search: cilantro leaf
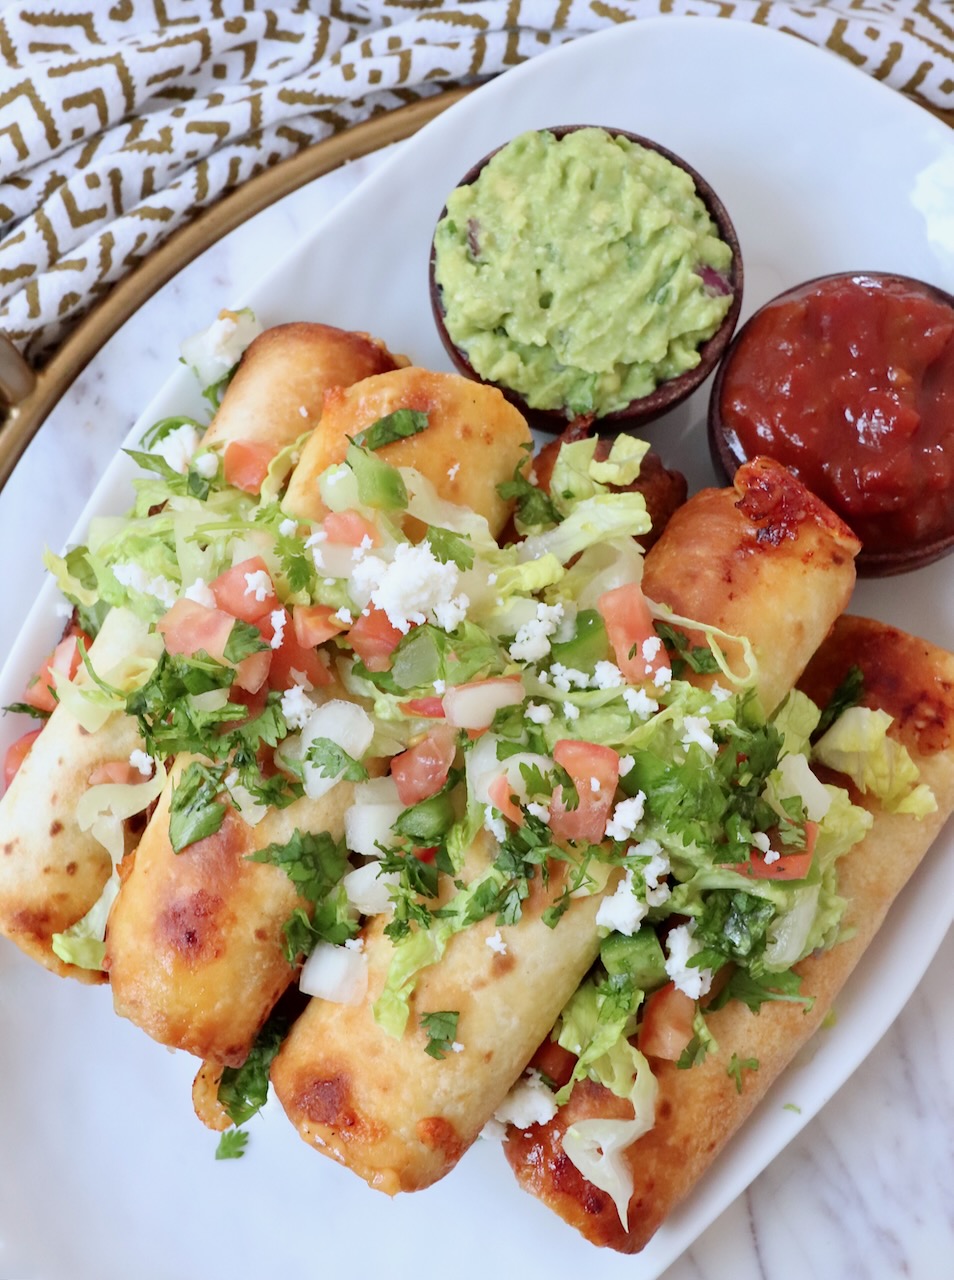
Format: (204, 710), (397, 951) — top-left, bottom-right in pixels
(305, 738), (370, 784)
(223, 619), (268, 664)
(217, 1012), (289, 1126)
(656, 621), (721, 676)
(169, 761), (229, 853)
(420, 1009), (459, 1060)
(214, 1129), (249, 1160)
(424, 526), (475, 570)
(727, 1052), (759, 1094)
(813, 664), (865, 741)
(496, 445), (561, 532)
(709, 966), (814, 1014)
(3, 701), (51, 720)
(353, 408), (429, 451)
(248, 829), (349, 903)
(379, 850), (441, 941)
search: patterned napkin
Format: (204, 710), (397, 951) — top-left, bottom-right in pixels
(1, 0), (952, 362)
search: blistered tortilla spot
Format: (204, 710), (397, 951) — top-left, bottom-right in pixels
(295, 1072), (358, 1130)
(416, 1115), (464, 1162)
(491, 949), (516, 978)
(65, 860), (77, 876)
(253, 925), (269, 942)
(3, 840), (15, 855)
(11, 905), (52, 937)
(482, 1049), (494, 1064)
(155, 888), (226, 963)
(657, 1098), (673, 1121)
(49, 820), (63, 837)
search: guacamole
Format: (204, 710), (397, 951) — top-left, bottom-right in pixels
(432, 128), (735, 418)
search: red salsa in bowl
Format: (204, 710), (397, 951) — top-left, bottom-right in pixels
(708, 272), (954, 575)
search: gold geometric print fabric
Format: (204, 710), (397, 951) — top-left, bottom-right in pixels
(1, 0), (952, 362)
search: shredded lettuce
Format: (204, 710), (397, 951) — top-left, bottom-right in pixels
(51, 762), (169, 970)
(813, 706), (936, 816)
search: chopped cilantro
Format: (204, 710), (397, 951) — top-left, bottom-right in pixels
(424, 526), (475, 570)
(496, 445), (561, 532)
(217, 1016), (288, 1126)
(223, 619), (269, 664)
(305, 738), (370, 784)
(214, 1129), (249, 1160)
(169, 761), (229, 852)
(353, 408), (429, 450)
(656, 621), (721, 676)
(709, 966), (813, 1014)
(421, 1009), (459, 1060)
(727, 1052), (759, 1094)
(380, 850), (441, 941)
(813, 664), (865, 741)
(248, 829), (349, 906)
(2, 701), (50, 720)
(677, 1010), (718, 1069)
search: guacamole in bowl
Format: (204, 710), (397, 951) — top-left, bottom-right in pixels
(429, 126), (743, 428)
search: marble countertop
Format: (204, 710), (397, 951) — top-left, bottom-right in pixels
(0, 143), (951, 1280)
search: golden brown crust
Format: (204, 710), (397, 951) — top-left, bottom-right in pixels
(504, 615), (954, 1252)
(643, 457), (860, 714)
(283, 366), (532, 536)
(204, 322), (404, 453)
(0, 608), (152, 982)
(105, 756), (357, 1066)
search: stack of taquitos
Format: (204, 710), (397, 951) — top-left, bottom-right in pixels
(268, 457), (860, 1192)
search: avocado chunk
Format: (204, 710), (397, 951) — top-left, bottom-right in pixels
(601, 925), (667, 992)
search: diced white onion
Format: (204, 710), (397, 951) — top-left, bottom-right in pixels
(342, 862), (399, 915)
(443, 678), (524, 730)
(345, 801), (405, 858)
(299, 941), (368, 1005)
(353, 776), (401, 807)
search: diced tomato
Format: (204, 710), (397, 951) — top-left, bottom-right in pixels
(548, 739), (620, 844)
(415, 845), (439, 864)
(348, 606), (404, 672)
(637, 982), (696, 1061)
(398, 697), (446, 719)
(223, 439), (275, 494)
(731, 821), (819, 880)
(488, 772), (524, 826)
(88, 760), (143, 787)
(157, 598), (271, 693)
(158, 599), (235, 662)
(260, 609), (333, 691)
(292, 603), (347, 649)
(529, 1038), (578, 1091)
(597, 582), (667, 684)
(3, 728), (42, 789)
(23, 632), (89, 713)
(390, 724), (457, 806)
(322, 510), (379, 547)
(210, 557), (277, 623)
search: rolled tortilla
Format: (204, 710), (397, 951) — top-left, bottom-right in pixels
(202, 321), (405, 455)
(105, 755), (357, 1066)
(503, 614), (954, 1252)
(0, 322), (401, 985)
(269, 459), (859, 1193)
(283, 366), (532, 536)
(0, 607), (155, 982)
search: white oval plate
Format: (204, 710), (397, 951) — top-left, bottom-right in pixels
(1, 17), (953, 1280)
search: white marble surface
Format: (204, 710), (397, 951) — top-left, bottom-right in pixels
(1, 142), (952, 1280)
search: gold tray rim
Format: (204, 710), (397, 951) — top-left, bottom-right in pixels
(0, 86), (472, 492)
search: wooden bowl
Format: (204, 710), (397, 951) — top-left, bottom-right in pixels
(708, 271), (954, 577)
(429, 125), (743, 433)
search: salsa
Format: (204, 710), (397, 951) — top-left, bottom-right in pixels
(716, 273), (954, 559)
